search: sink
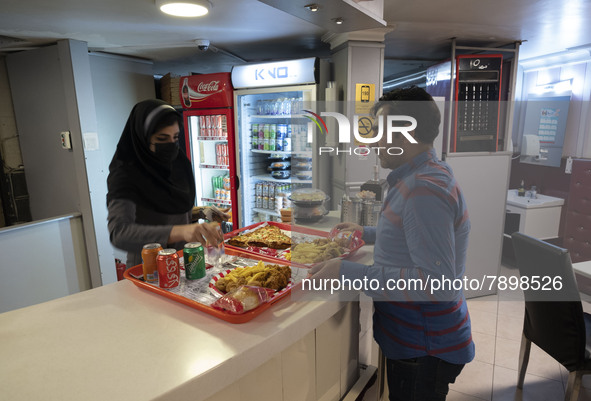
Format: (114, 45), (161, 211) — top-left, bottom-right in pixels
(506, 190), (565, 209)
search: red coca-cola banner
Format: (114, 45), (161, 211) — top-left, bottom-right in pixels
(179, 72), (233, 109)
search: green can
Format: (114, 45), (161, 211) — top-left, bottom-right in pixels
(184, 242), (206, 280)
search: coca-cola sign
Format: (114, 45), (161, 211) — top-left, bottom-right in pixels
(197, 80), (220, 93)
(180, 73), (233, 109)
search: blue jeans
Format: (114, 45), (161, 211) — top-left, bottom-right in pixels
(387, 356), (465, 401)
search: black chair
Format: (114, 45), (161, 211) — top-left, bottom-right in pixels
(512, 232), (591, 400)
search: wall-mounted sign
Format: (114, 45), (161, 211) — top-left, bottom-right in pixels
(231, 57), (318, 89)
(520, 92), (571, 168)
(354, 83), (376, 146)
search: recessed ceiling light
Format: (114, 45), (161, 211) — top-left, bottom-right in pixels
(305, 4), (319, 12)
(333, 17), (344, 25)
(156, 0), (211, 17)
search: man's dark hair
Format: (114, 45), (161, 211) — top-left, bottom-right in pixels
(371, 86), (441, 144)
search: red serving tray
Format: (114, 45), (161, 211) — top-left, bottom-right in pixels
(123, 248), (297, 324)
(223, 221), (365, 268)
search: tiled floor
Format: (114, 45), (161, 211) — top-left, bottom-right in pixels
(362, 264), (591, 401)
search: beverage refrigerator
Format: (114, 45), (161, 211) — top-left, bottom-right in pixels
(180, 72), (238, 230)
(230, 57), (330, 228)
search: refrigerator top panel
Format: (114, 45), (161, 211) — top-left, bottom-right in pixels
(231, 57), (318, 89)
(180, 72), (233, 109)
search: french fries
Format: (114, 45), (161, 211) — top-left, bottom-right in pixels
(215, 261), (291, 293)
(291, 240), (344, 264)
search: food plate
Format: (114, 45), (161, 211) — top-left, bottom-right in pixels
(123, 249), (296, 324)
(223, 221), (365, 268)
(209, 269), (294, 298)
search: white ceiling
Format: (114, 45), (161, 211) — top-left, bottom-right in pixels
(1, 0), (591, 79)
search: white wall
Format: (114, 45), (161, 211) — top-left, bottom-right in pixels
(0, 214), (91, 313)
(88, 52), (155, 277)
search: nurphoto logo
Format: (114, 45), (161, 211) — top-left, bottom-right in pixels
(302, 110), (417, 156)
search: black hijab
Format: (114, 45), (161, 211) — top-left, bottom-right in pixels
(107, 99), (196, 214)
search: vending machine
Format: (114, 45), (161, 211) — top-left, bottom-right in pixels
(180, 72), (238, 230)
(426, 54), (503, 153)
(230, 57), (329, 227)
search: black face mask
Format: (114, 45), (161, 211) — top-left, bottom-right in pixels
(153, 142), (179, 163)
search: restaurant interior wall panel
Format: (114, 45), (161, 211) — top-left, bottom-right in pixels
(562, 158), (591, 263)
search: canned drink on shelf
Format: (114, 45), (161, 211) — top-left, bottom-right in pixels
(255, 182), (262, 196)
(269, 124), (276, 140)
(215, 188), (222, 199)
(199, 116), (206, 134)
(221, 115), (228, 137)
(262, 182), (269, 197)
(256, 195), (263, 208)
(157, 249), (180, 289)
(184, 242), (205, 280)
(269, 196), (274, 210)
(262, 196), (269, 209)
(215, 115), (223, 128)
(263, 124), (270, 139)
(141, 243), (163, 283)
(263, 138), (269, 151)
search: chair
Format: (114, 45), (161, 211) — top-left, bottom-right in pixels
(512, 232), (591, 400)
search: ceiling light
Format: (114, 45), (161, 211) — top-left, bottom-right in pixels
(156, 0), (211, 17)
(304, 4), (319, 12)
(333, 17), (344, 25)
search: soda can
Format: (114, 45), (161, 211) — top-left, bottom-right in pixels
(256, 195), (262, 208)
(184, 242), (206, 280)
(252, 135), (258, 150)
(263, 196), (269, 209)
(263, 138), (269, 151)
(215, 188), (222, 199)
(263, 124), (270, 139)
(142, 243), (163, 283)
(215, 115), (223, 128)
(269, 196), (274, 210)
(269, 124), (276, 139)
(268, 138), (275, 151)
(262, 182), (269, 197)
(157, 249), (180, 289)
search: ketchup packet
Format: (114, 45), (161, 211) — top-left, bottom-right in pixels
(211, 286), (276, 314)
(328, 228), (363, 249)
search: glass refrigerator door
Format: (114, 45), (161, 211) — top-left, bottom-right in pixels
(186, 112), (233, 213)
(234, 85), (316, 228)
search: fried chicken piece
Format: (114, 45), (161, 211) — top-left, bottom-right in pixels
(263, 269), (289, 291)
(275, 264), (292, 280)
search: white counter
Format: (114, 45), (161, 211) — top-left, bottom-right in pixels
(0, 213), (375, 401)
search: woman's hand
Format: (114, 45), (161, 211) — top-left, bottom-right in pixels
(169, 222), (223, 247)
(334, 222), (363, 236)
(192, 206), (230, 223)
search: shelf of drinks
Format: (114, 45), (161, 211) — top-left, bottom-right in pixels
(249, 114), (306, 120)
(253, 207), (280, 217)
(196, 136), (228, 141)
(251, 149), (313, 157)
(252, 174), (312, 184)
(199, 164), (229, 170)
(201, 197), (231, 206)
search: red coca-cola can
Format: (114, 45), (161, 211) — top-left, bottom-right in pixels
(215, 115), (223, 128)
(157, 249), (180, 289)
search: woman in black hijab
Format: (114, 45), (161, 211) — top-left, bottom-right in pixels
(107, 99), (226, 267)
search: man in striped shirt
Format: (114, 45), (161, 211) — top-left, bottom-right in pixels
(310, 87), (474, 400)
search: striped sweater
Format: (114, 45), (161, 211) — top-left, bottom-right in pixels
(340, 148), (474, 364)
